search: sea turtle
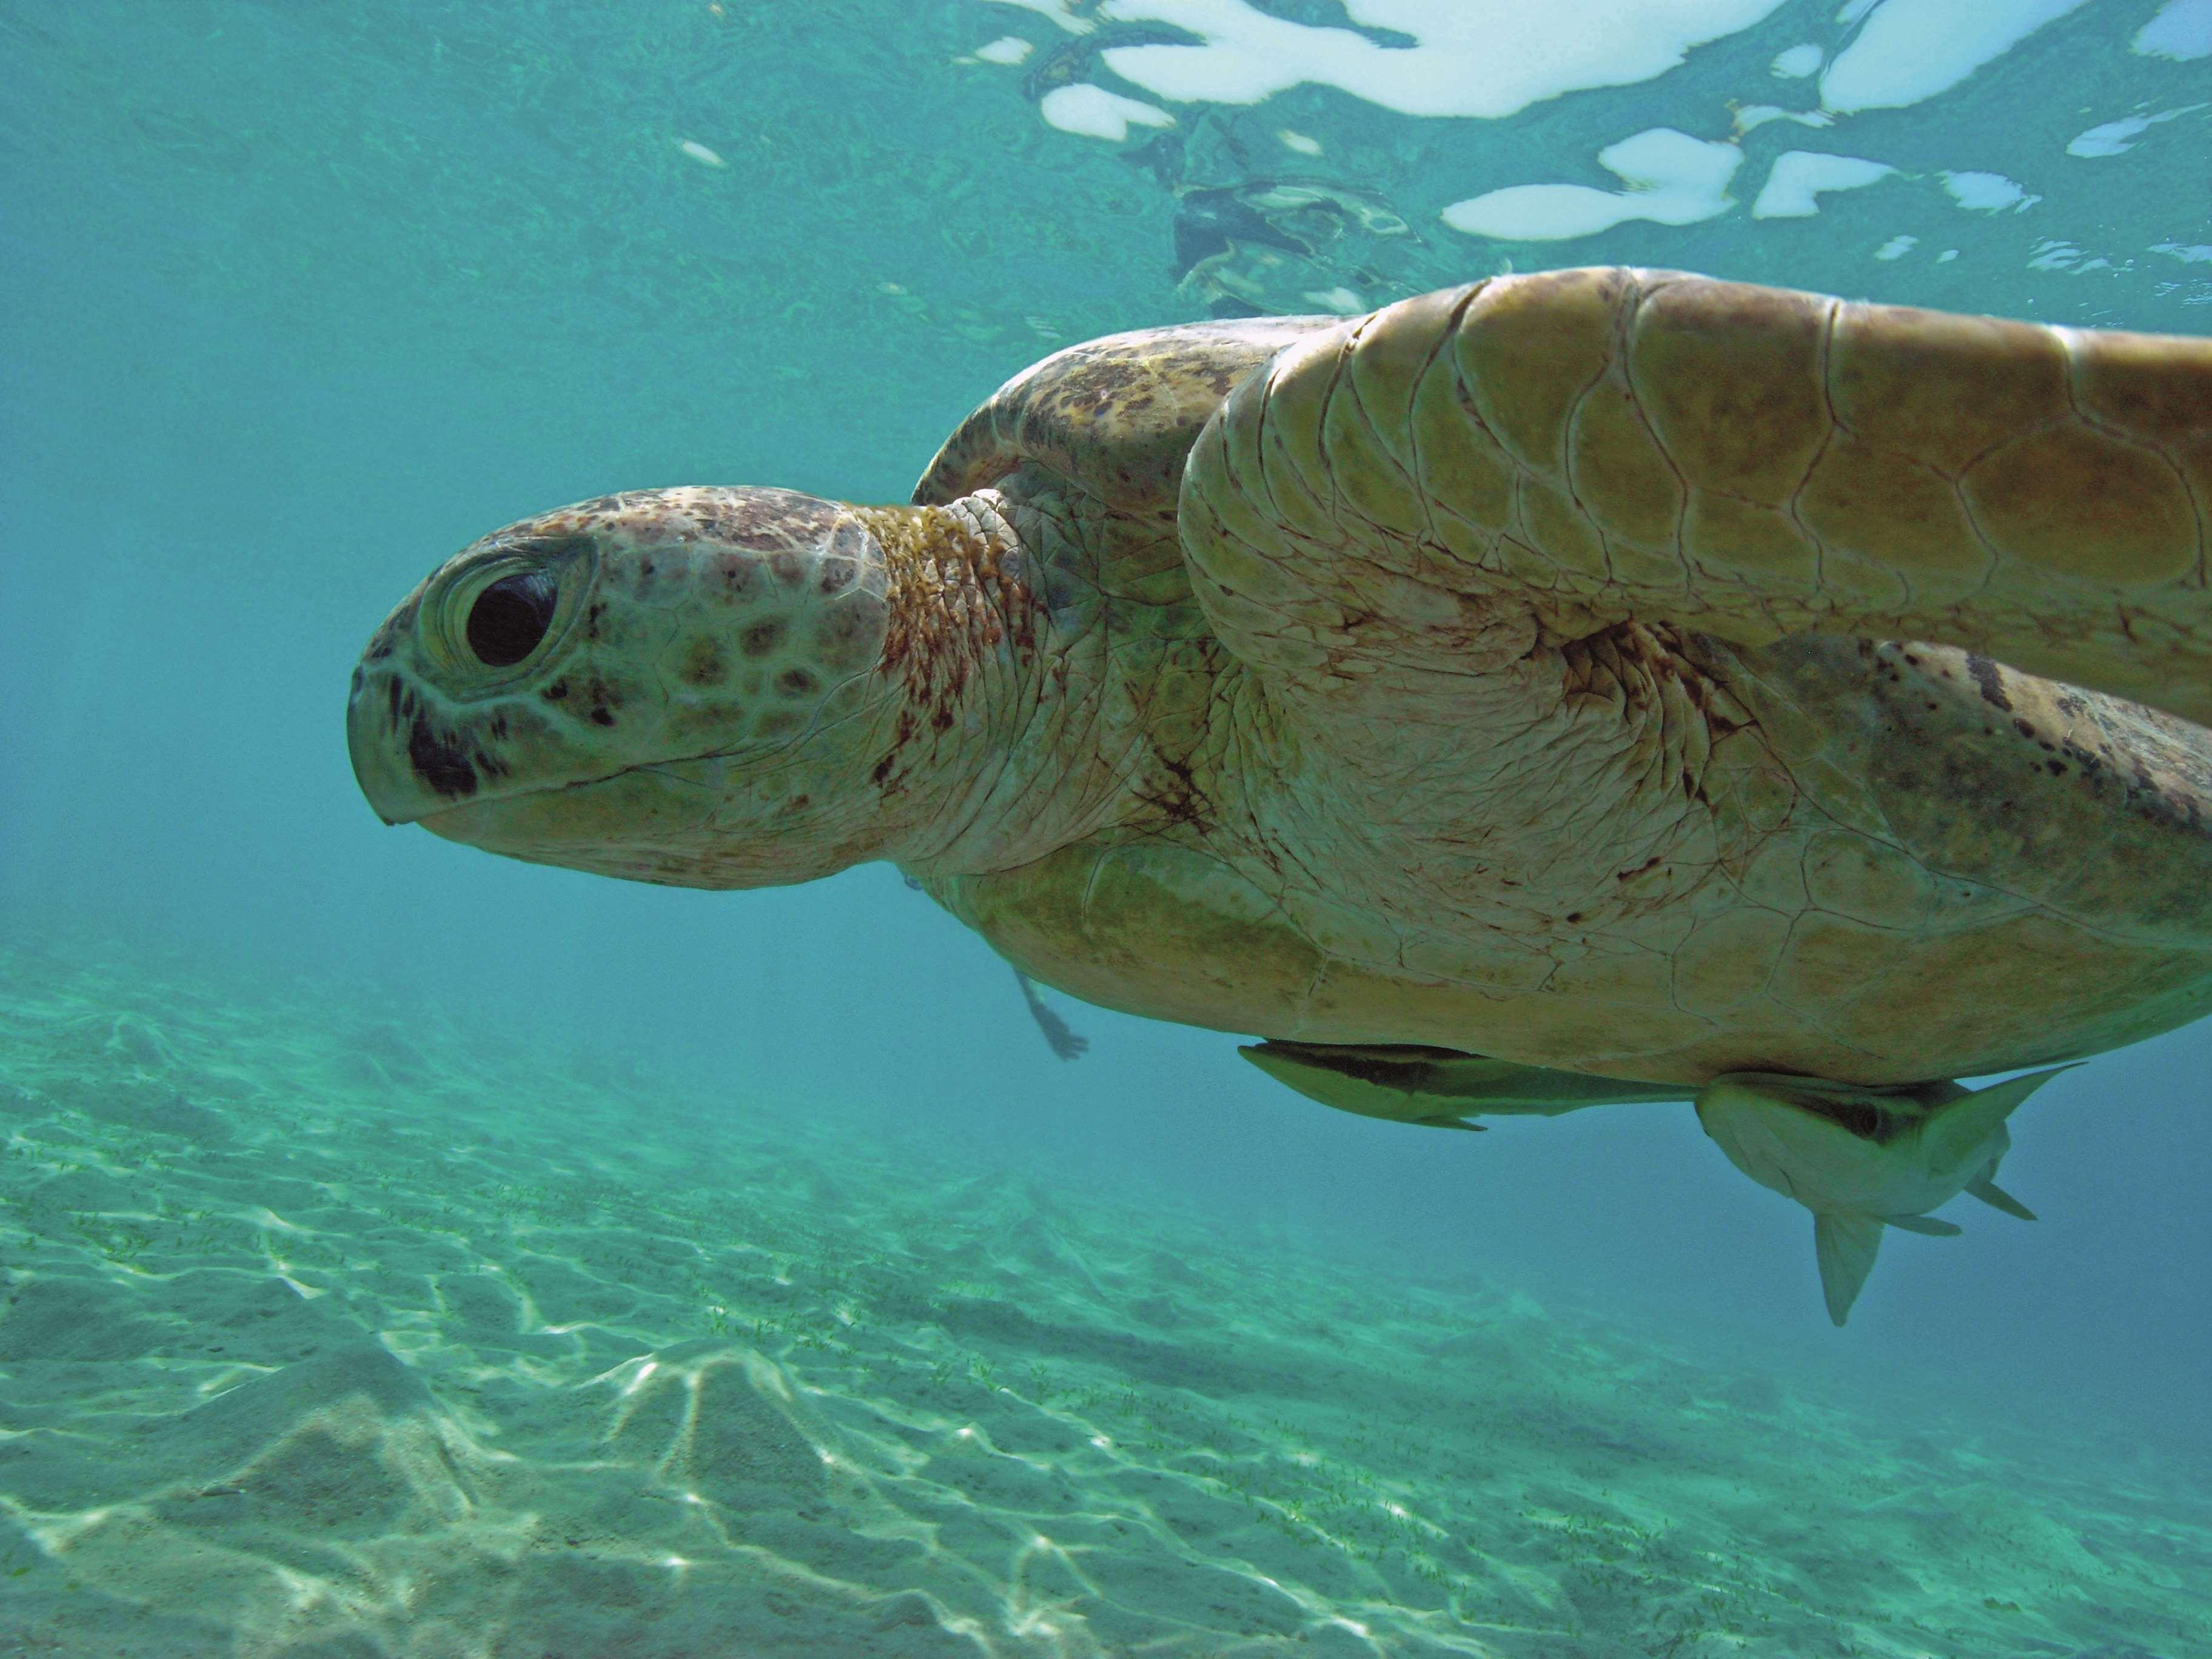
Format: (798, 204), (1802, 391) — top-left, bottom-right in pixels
(347, 268), (2212, 1321)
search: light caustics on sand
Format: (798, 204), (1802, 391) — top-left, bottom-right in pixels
(972, 0), (2196, 269)
(4, 943), (2203, 1653)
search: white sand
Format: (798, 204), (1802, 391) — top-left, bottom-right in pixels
(1, 937), (2206, 1656)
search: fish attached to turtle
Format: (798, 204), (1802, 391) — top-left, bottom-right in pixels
(349, 269), (2212, 1322)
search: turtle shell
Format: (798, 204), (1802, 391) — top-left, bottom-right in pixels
(913, 315), (1336, 516)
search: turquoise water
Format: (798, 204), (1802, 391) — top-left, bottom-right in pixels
(3, 2), (2210, 1653)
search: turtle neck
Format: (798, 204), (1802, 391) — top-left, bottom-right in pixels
(850, 492), (1147, 876)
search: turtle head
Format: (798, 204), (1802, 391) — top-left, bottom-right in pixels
(347, 487), (900, 887)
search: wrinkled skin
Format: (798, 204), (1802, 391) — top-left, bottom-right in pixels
(350, 269), (2212, 1089)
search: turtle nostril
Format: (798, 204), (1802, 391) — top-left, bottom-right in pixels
(466, 570), (558, 668)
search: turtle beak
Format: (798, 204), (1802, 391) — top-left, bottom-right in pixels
(347, 660), (466, 826)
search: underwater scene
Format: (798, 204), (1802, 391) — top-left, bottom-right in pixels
(3, 1), (2210, 1654)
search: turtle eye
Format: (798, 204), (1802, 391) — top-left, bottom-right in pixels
(466, 569), (558, 668)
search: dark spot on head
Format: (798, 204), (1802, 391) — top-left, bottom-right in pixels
(776, 667), (819, 697)
(770, 552), (805, 586)
(589, 707), (615, 727)
(818, 560), (856, 594)
(2013, 718), (2037, 739)
(543, 679), (569, 701)
(407, 714), (479, 798)
(741, 620), (786, 658)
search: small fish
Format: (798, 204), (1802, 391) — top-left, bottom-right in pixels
(677, 139), (726, 169)
(1696, 1067), (2069, 1326)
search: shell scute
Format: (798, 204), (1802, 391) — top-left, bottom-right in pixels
(913, 317), (1338, 515)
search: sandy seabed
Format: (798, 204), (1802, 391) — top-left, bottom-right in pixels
(0, 937), (2204, 1658)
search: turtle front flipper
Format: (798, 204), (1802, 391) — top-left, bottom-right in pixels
(1241, 1040), (1696, 1130)
(1694, 1067), (2073, 1325)
(1179, 268), (2212, 728)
